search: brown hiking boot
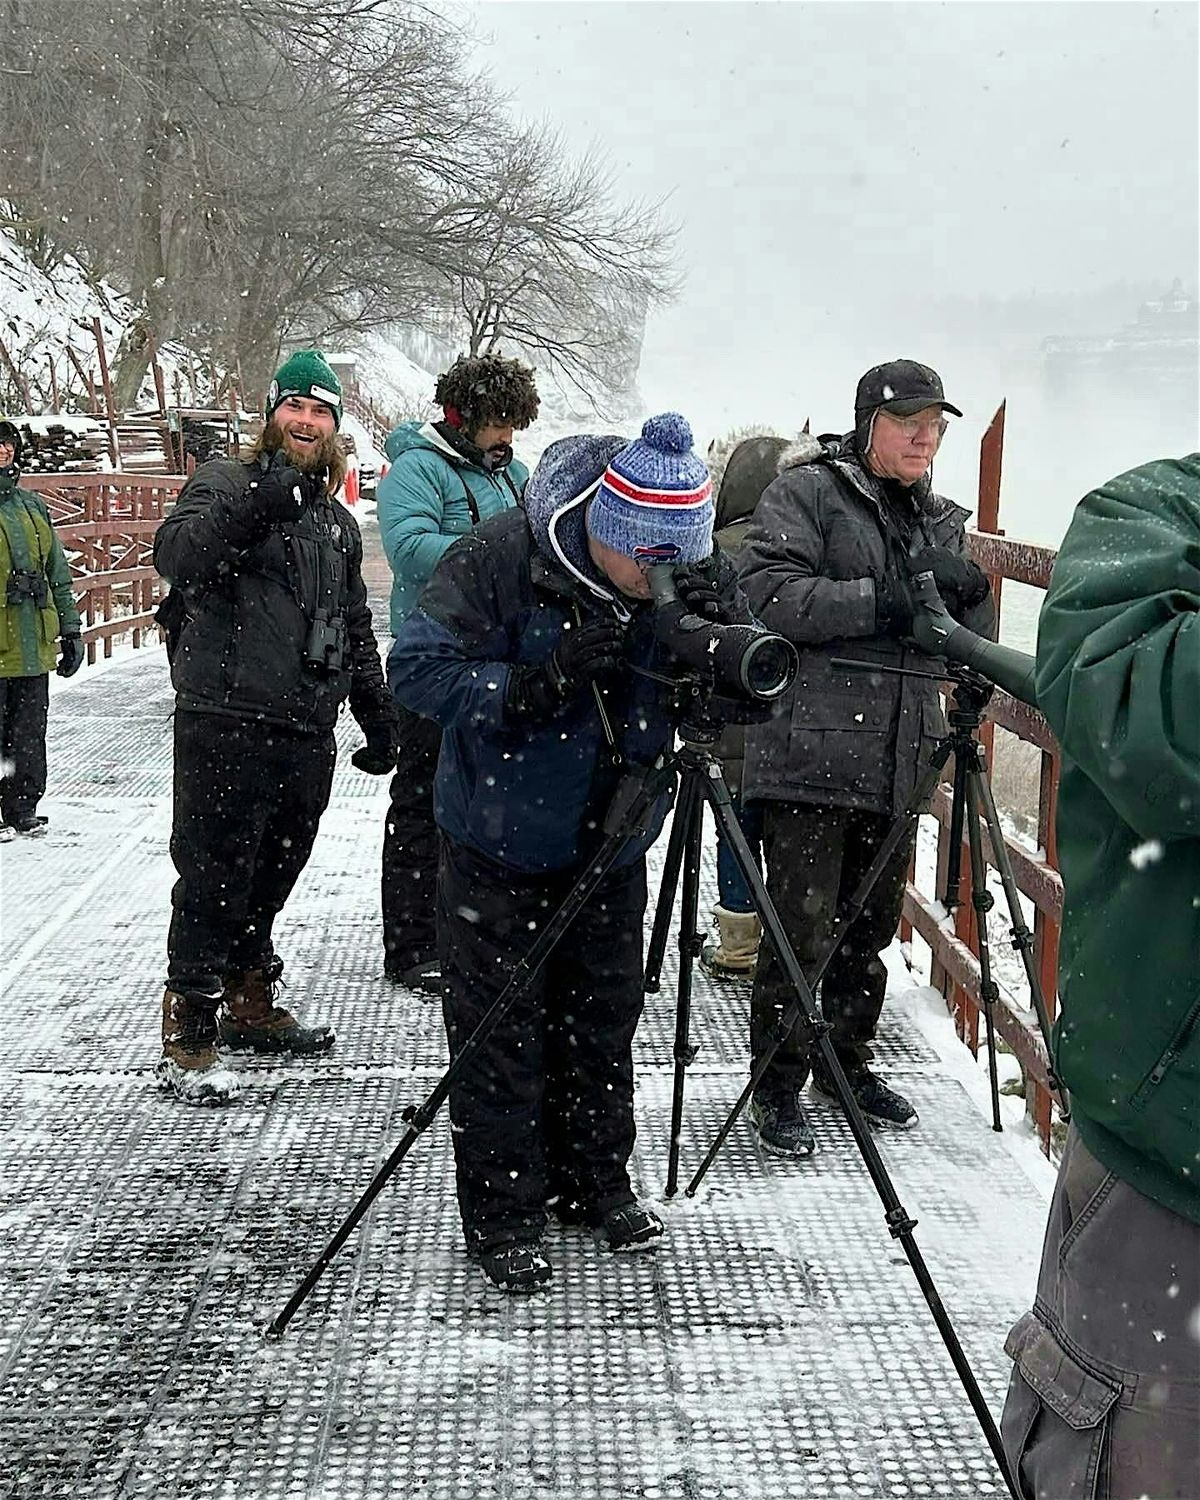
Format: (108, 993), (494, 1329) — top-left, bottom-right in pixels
(155, 988), (242, 1106)
(218, 960), (335, 1055)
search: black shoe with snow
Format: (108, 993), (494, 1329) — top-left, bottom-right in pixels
(385, 957), (443, 997)
(476, 1240), (553, 1293)
(749, 1086), (817, 1158)
(11, 813), (48, 836)
(813, 1064), (918, 1129)
(597, 1201), (664, 1253)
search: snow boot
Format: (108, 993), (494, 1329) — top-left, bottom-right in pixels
(748, 1085), (817, 1158)
(597, 1201), (665, 1253)
(0, 824), (14, 843)
(476, 1240), (553, 1293)
(10, 813), (48, 836)
(155, 988), (242, 1106)
(812, 1063), (918, 1129)
(384, 955), (443, 997)
(218, 959), (335, 1055)
(701, 906), (761, 979)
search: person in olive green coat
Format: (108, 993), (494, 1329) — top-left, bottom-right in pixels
(0, 420), (83, 839)
(1000, 452), (1200, 1500)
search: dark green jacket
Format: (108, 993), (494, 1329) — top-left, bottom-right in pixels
(1036, 452), (1200, 1224)
(0, 476), (81, 677)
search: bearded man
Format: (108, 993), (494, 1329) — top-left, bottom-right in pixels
(152, 351), (397, 1105)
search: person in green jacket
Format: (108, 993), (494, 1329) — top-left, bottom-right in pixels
(376, 353), (539, 990)
(1001, 452), (1200, 1499)
(0, 420), (83, 841)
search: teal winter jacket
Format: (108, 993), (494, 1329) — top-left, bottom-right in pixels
(1035, 452), (1200, 1224)
(376, 422), (528, 633)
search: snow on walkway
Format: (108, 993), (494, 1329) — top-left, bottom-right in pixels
(0, 580), (1054, 1499)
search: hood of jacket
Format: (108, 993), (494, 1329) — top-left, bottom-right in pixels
(522, 431), (630, 611)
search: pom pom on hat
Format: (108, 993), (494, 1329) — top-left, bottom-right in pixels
(587, 411), (714, 566)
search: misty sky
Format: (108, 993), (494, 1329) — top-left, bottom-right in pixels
(463, 1), (1198, 543)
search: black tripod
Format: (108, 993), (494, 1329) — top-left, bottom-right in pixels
(639, 709), (1018, 1496)
(681, 665), (1066, 1204)
(268, 702), (1019, 1496)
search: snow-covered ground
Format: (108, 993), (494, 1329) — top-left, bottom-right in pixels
(0, 532), (1057, 1500)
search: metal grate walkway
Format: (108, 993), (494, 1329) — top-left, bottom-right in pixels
(0, 552), (1052, 1500)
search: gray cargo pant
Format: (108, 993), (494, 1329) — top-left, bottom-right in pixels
(1001, 1126), (1200, 1498)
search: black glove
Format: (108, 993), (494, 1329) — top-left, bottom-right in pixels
(506, 616), (627, 721)
(909, 547), (991, 612)
(351, 723), (397, 775)
(874, 572), (916, 638)
(674, 565), (732, 623)
(247, 453), (319, 524)
(57, 633), (84, 678)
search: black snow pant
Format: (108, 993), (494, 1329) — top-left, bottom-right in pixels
(750, 800), (916, 1091)
(380, 704), (441, 975)
(0, 673), (49, 824)
(167, 708), (336, 994)
(437, 834), (649, 1254)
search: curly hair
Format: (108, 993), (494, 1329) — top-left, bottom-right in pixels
(434, 353), (540, 433)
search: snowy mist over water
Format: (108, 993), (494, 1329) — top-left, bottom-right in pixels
(466, 1), (1199, 549)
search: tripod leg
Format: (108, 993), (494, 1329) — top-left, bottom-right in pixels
(690, 758), (1021, 1499)
(643, 780), (690, 994)
(963, 759), (1003, 1132)
(942, 738), (970, 909)
(972, 765), (1070, 1119)
(665, 774), (706, 1198)
(688, 736), (956, 1198)
(268, 760), (673, 1337)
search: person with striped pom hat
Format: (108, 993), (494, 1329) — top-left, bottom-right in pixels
(389, 412), (750, 1291)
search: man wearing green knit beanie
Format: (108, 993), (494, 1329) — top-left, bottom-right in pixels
(266, 349), (344, 430)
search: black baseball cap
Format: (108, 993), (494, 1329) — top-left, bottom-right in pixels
(854, 360), (963, 419)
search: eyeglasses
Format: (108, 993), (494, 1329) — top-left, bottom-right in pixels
(883, 412), (949, 443)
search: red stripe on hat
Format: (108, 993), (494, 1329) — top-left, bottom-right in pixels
(602, 469), (713, 507)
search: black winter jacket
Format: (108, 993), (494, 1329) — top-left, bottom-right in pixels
(154, 456), (394, 736)
(739, 434), (995, 816)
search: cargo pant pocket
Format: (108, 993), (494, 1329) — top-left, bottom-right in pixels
(1001, 1310), (1122, 1499)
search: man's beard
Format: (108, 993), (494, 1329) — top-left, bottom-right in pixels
(263, 417), (341, 476)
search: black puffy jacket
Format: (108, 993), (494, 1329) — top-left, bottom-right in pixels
(154, 455), (394, 736)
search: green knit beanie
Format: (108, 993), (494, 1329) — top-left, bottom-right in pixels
(266, 350), (343, 428)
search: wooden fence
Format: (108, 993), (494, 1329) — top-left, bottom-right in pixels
(24, 472), (183, 664)
(901, 404), (1064, 1151)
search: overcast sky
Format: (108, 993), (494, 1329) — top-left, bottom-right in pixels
(462, 1), (1198, 539)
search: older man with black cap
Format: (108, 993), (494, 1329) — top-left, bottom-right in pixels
(736, 359), (995, 1157)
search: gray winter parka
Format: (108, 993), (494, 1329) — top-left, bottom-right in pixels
(739, 434), (995, 817)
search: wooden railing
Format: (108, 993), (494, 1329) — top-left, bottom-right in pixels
(901, 404), (1064, 1151)
(24, 472), (182, 665)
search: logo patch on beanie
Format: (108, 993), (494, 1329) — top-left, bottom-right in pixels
(310, 384), (341, 408)
(632, 542), (682, 562)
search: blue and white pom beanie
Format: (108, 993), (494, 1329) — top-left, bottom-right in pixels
(587, 413), (714, 566)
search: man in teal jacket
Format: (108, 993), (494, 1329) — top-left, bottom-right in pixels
(0, 419), (83, 840)
(1001, 453), (1200, 1499)
(377, 353), (539, 988)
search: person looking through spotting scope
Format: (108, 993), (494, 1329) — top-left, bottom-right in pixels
(998, 452), (1200, 1499)
(736, 360), (995, 1156)
(152, 350), (398, 1106)
(376, 352), (539, 993)
(390, 414), (752, 1293)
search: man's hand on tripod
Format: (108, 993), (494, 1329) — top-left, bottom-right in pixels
(908, 547), (990, 620)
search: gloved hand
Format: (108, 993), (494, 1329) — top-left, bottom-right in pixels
(56, 633), (85, 678)
(506, 616), (627, 721)
(247, 452), (319, 524)
(908, 547), (991, 612)
(874, 572), (916, 638)
(674, 565), (732, 623)
(351, 724), (397, 775)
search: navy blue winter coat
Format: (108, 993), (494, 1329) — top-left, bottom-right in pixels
(389, 481), (742, 875)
